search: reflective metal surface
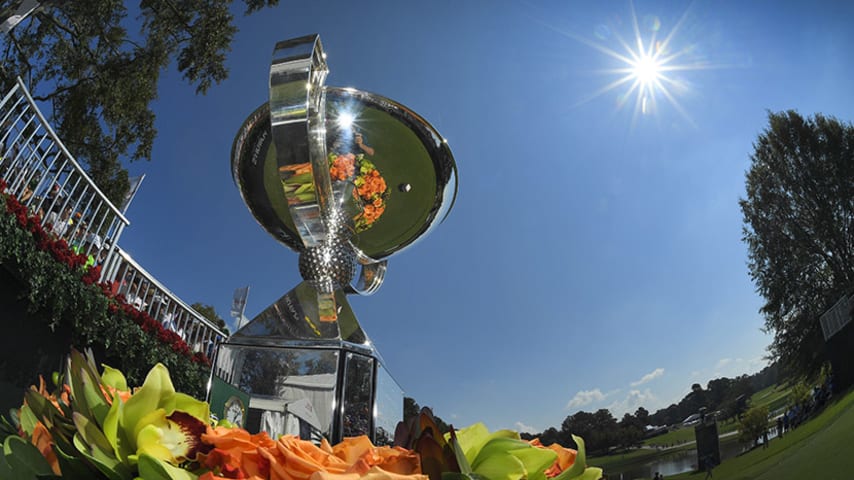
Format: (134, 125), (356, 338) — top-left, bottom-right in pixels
(228, 282), (370, 351)
(220, 34), (451, 443)
(232, 90), (458, 262)
(341, 353), (373, 438)
(374, 365), (403, 446)
(213, 346), (339, 441)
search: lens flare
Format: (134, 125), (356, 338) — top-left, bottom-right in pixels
(539, 2), (719, 127)
(336, 112), (355, 129)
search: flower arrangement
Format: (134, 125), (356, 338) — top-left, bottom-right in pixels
(0, 352), (602, 480)
(329, 152), (389, 232)
(281, 154), (390, 233)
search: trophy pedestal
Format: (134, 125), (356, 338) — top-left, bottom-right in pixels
(211, 282), (402, 444)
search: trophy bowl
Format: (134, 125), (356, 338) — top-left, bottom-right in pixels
(231, 87), (458, 261)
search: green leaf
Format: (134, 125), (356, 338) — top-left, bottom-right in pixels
(101, 365), (129, 392)
(19, 404), (39, 436)
(554, 435), (588, 480)
(103, 393), (130, 461)
(448, 430), (472, 475)
(451, 423), (490, 462)
(471, 451), (525, 480)
(136, 454), (198, 480)
(53, 443), (99, 479)
(67, 350), (110, 426)
(0, 448), (11, 479)
(3, 435), (55, 478)
(570, 467), (602, 480)
(72, 434), (132, 480)
(506, 446), (556, 480)
(71, 412), (121, 468)
(472, 438), (528, 470)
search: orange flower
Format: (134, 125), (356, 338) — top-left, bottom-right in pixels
(313, 466), (427, 480)
(32, 375), (70, 412)
(330, 155), (356, 181)
(529, 439), (577, 478)
(335, 439), (421, 476)
(200, 428), (424, 480)
(100, 384), (132, 405)
(199, 427), (277, 478)
(31, 421), (60, 475)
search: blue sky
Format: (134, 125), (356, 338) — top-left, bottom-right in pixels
(113, 0), (854, 433)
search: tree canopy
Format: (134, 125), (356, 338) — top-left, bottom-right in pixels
(740, 111), (854, 376)
(191, 302), (229, 335)
(0, 0), (278, 204)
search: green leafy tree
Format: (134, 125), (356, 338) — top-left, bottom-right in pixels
(561, 409), (618, 454)
(617, 413), (643, 450)
(634, 406), (650, 426)
(0, 0), (278, 204)
(738, 405), (769, 447)
(741, 111), (854, 376)
(191, 302), (229, 335)
(789, 381), (812, 410)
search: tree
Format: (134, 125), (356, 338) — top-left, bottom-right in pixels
(741, 111), (854, 376)
(537, 427), (561, 446)
(401, 397), (450, 434)
(738, 405), (769, 447)
(561, 409), (618, 454)
(191, 302), (229, 335)
(634, 406), (650, 426)
(0, 0), (278, 204)
(617, 413), (643, 450)
(403, 397), (420, 423)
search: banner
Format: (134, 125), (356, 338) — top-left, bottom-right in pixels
(230, 285), (250, 320)
(120, 174), (145, 214)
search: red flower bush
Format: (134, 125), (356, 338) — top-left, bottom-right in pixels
(1, 186), (211, 367)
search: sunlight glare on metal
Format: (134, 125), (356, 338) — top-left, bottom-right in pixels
(336, 111), (355, 129)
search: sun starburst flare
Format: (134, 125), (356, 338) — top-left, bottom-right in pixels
(544, 2), (721, 127)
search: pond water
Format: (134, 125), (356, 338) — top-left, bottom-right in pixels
(603, 432), (778, 480)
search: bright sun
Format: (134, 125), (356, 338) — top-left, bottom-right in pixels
(632, 54), (661, 86)
(557, 3), (712, 125)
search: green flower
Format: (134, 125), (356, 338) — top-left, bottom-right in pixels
(104, 363), (210, 466)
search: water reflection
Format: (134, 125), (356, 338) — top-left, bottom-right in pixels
(606, 437), (755, 479)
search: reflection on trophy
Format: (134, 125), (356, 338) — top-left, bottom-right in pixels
(210, 35), (457, 444)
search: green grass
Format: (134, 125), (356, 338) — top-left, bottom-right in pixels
(665, 387), (854, 480)
(642, 383), (794, 448)
(642, 421), (739, 448)
(642, 426), (699, 446)
(750, 384), (793, 414)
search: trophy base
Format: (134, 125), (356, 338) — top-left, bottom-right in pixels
(210, 282), (402, 444)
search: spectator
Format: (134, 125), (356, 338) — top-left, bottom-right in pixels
(46, 206), (73, 237)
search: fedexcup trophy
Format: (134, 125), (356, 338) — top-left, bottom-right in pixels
(210, 35), (457, 445)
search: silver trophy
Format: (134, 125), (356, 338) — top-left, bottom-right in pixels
(211, 35), (457, 444)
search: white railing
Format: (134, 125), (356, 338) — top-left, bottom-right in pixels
(102, 247), (228, 353)
(0, 77), (227, 351)
(0, 78), (128, 275)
